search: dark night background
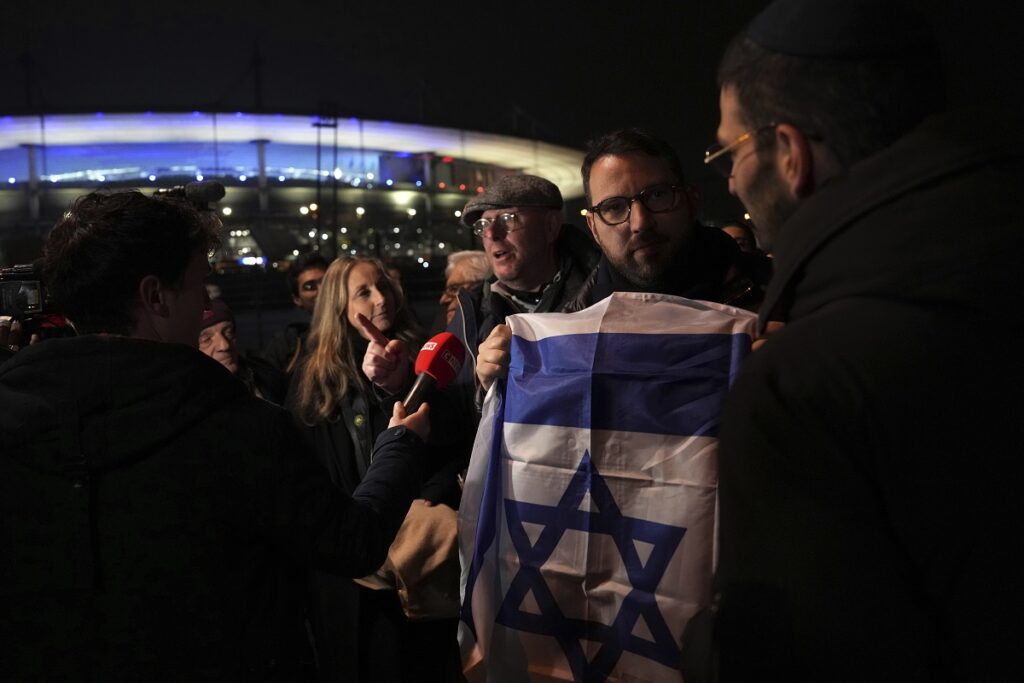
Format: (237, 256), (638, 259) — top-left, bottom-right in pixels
(3, 0), (1020, 223)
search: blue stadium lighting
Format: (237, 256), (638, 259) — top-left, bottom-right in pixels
(0, 113), (586, 196)
(196, 174), (204, 181)
(7, 177), (14, 184)
(239, 174), (247, 181)
(148, 175), (156, 181)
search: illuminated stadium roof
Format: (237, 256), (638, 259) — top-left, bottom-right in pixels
(0, 112), (585, 197)
(0, 112), (590, 266)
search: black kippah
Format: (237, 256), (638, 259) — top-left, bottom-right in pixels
(747, 0), (933, 58)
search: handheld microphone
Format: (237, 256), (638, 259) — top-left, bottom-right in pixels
(403, 332), (466, 412)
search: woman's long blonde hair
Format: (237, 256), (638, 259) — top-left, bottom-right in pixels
(293, 256), (422, 425)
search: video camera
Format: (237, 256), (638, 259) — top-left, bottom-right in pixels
(0, 262), (45, 319)
(0, 260), (72, 339)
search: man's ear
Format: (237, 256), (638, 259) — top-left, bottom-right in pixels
(545, 210), (563, 244)
(773, 124), (816, 197)
(292, 294), (303, 308)
(138, 274), (170, 318)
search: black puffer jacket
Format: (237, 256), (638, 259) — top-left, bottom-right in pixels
(0, 335), (423, 681)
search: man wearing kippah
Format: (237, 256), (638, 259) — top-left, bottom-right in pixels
(709, 0), (1024, 678)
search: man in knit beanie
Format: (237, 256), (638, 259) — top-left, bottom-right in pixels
(200, 297), (287, 404)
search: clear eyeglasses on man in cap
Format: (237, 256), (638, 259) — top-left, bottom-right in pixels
(472, 212), (529, 239)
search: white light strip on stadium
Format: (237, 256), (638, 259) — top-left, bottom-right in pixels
(0, 113), (585, 198)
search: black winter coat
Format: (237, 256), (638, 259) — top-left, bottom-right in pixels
(287, 355), (464, 682)
(716, 108), (1024, 681)
(0, 335), (423, 681)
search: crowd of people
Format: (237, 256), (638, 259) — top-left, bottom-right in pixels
(2, 0), (1022, 680)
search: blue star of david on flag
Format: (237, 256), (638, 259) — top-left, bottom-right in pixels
(497, 451), (686, 682)
(457, 293), (757, 682)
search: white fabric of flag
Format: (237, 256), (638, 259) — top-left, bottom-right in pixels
(458, 292), (757, 682)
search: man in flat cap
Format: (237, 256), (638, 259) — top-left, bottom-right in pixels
(708, 0), (1024, 679)
(451, 173), (598, 396)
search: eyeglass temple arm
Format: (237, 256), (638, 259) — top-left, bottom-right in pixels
(704, 132), (752, 165)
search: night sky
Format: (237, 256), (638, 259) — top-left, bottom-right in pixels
(1, 0), (1020, 220)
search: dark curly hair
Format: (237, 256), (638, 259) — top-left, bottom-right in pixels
(43, 190), (221, 335)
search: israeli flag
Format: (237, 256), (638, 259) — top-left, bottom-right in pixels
(458, 292), (757, 682)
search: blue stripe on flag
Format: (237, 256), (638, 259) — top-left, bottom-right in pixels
(459, 382), (507, 640)
(505, 332), (748, 437)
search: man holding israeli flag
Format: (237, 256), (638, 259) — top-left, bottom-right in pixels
(459, 292), (756, 682)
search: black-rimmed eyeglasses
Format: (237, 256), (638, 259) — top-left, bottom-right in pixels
(703, 124), (778, 177)
(588, 184), (683, 226)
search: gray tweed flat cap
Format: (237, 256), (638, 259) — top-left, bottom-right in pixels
(461, 174), (563, 227)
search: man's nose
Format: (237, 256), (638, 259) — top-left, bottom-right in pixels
(628, 199), (655, 233)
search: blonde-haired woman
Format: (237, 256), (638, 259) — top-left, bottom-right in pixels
(289, 257), (457, 681)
